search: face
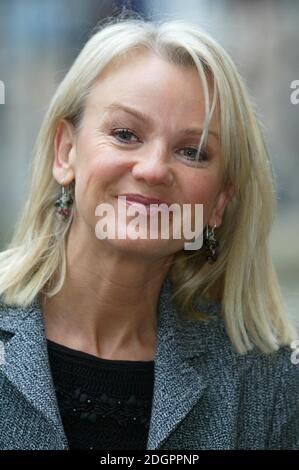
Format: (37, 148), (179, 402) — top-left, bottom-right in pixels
(53, 49), (233, 260)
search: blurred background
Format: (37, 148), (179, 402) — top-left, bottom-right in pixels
(0, 0), (298, 327)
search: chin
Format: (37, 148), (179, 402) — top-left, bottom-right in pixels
(101, 236), (179, 259)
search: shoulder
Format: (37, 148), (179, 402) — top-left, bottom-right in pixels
(0, 295), (36, 335)
(256, 344), (299, 449)
(196, 297), (298, 376)
(187, 303), (298, 389)
(234, 340), (298, 449)
(0, 295), (27, 317)
(244, 343), (299, 409)
(214, 318), (298, 448)
(222, 318), (299, 389)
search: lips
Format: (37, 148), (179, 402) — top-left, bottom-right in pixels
(118, 193), (170, 206)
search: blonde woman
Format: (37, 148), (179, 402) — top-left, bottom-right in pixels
(0, 14), (298, 451)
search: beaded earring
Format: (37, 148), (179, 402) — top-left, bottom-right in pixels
(54, 180), (74, 221)
(203, 223), (219, 263)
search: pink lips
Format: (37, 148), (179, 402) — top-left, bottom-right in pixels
(118, 193), (170, 206)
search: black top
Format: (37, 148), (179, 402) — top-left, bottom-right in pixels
(46, 339), (155, 450)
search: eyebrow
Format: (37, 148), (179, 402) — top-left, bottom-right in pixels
(103, 102), (219, 140)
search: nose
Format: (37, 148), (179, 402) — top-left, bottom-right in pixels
(130, 144), (174, 187)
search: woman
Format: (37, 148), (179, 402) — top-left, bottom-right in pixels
(0, 15), (298, 450)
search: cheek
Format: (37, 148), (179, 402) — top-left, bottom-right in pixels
(73, 159), (120, 227)
(76, 164), (119, 211)
(75, 138), (125, 196)
(181, 172), (221, 222)
(182, 172), (219, 203)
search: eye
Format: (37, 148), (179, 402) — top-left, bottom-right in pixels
(179, 147), (210, 163)
(109, 128), (210, 164)
(111, 128), (139, 144)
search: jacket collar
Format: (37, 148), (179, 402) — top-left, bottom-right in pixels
(0, 275), (224, 450)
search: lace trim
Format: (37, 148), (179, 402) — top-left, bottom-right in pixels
(54, 385), (152, 429)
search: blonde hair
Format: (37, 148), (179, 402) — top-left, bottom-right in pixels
(0, 11), (296, 354)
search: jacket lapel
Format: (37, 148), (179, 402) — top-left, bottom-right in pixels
(0, 275), (221, 450)
(0, 299), (69, 449)
(146, 276), (221, 449)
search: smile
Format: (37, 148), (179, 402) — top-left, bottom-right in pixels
(117, 196), (170, 214)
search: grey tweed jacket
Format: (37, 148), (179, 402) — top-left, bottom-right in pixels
(0, 276), (298, 450)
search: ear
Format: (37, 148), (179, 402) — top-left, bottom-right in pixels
(52, 119), (76, 185)
(208, 182), (235, 228)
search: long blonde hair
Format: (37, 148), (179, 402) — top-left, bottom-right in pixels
(0, 12), (296, 354)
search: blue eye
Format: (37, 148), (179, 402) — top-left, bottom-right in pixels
(181, 147), (209, 162)
(110, 129), (210, 164)
(111, 128), (138, 144)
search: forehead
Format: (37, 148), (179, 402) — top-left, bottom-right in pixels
(85, 50), (218, 127)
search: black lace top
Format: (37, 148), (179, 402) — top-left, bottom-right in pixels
(46, 339), (155, 450)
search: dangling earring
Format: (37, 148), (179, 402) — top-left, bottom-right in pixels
(54, 179), (74, 221)
(203, 223), (219, 263)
